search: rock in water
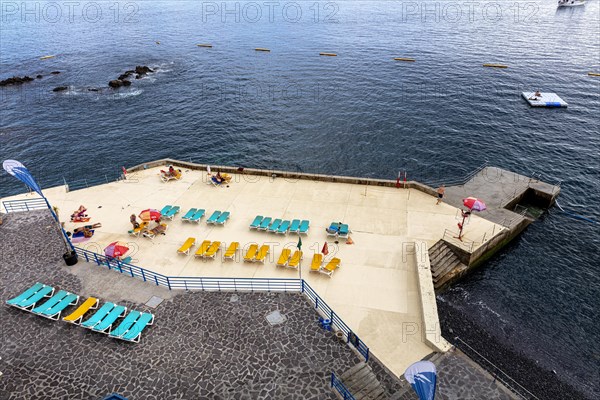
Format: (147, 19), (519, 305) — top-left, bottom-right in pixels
(0, 76), (35, 86)
(52, 86), (68, 92)
(50, 71), (61, 75)
(87, 88), (100, 92)
(108, 80), (123, 88)
(134, 65), (153, 75)
(36, 75), (43, 79)
(121, 80), (132, 86)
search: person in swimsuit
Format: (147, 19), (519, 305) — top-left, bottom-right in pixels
(436, 185), (445, 205)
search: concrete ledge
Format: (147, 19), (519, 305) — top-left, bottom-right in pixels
(126, 158), (438, 196)
(414, 241), (452, 352)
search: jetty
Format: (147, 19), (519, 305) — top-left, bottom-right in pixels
(0, 158), (559, 397)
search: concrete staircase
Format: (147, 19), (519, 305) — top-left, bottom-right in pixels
(428, 240), (468, 290)
(337, 362), (387, 400)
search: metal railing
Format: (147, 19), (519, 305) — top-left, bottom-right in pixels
(73, 247), (370, 362)
(426, 161), (489, 188)
(2, 198), (48, 213)
(64, 173), (123, 192)
(454, 336), (539, 400)
(331, 372), (356, 400)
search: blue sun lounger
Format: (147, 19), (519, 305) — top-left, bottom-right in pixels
(32, 290), (79, 319)
(8, 285), (54, 310)
(289, 219), (300, 234)
(258, 217), (272, 231)
(119, 312), (155, 343)
(189, 209), (206, 223)
(108, 310), (141, 338)
(206, 210), (221, 224)
(276, 220), (291, 234)
(181, 208), (198, 221)
(338, 224), (350, 239)
(81, 302), (116, 329)
(268, 219), (282, 233)
(215, 211), (230, 225)
(6, 283), (45, 306)
(249, 215), (263, 229)
(159, 205), (172, 215)
(162, 206), (180, 220)
(92, 305), (127, 333)
(299, 220), (310, 235)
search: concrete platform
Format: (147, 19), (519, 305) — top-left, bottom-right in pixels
(1, 165), (504, 377)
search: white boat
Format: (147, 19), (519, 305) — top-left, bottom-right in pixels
(558, 0), (585, 7)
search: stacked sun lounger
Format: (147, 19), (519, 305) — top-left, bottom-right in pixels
(6, 283), (155, 343)
(310, 254), (341, 277)
(161, 205), (181, 220)
(249, 216), (309, 235)
(326, 222), (351, 240)
(243, 243), (270, 263)
(206, 211), (231, 225)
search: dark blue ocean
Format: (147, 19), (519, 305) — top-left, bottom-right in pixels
(1, 1), (599, 397)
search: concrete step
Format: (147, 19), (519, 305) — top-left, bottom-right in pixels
(340, 362), (367, 380)
(430, 246), (452, 265)
(433, 257), (461, 280)
(432, 252), (459, 276)
(338, 362), (388, 400)
(435, 263), (468, 289)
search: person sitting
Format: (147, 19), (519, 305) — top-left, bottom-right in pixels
(70, 205), (87, 221)
(168, 165), (176, 176)
(130, 214), (140, 229)
(534, 90), (541, 97)
(211, 175), (222, 185)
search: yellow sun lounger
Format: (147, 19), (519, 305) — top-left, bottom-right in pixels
(224, 242), (239, 260)
(194, 240), (212, 258)
(177, 237), (196, 255)
(255, 245), (270, 264)
(320, 257), (341, 277)
(62, 297), (99, 325)
(287, 250), (303, 269)
(202, 241), (221, 259)
(310, 253), (323, 272)
(128, 221), (148, 237)
(276, 248), (291, 267)
(243, 244), (259, 262)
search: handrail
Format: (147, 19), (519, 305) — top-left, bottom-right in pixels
(331, 372), (356, 400)
(442, 229), (475, 252)
(453, 336), (539, 400)
(73, 247), (370, 362)
(426, 161), (489, 188)
(2, 198), (48, 213)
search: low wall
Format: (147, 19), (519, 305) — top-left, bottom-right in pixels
(126, 158), (438, 197)
(414, 241), (452, 352)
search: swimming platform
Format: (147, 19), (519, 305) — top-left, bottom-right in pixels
(0, 159), (560, 379)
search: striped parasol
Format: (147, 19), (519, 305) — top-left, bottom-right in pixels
(104, 242), (129, 258)
(139, 209), (162, 221)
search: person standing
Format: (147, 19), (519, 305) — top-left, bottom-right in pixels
(436, 185), (446, 205)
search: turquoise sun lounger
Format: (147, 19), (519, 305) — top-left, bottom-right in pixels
(258, 217), (272, 230)
(289, 219), (300, 234)
(163, 206), (180, 220)
(181, 208), (198, 221)
(215, 211), (230, 225)
(81, 302), (116, 329)
(35, 292), (79, 320)
(92, 305), (127, 333)
(276, 220), (291, 234)
(159, 205), (172, 215)
(6, 283), (45, 306)
(10, 285), (54, 310)
(119, 312), (154, 343)
(268, 219), (282, 233)
(108, 310), (141, 338)
(249, 215), (263, 229)
(189, 209), (206, 223)
(338, 224), (350, 238)
(206, 210), (221, 224)
(299, 220), (310, 235)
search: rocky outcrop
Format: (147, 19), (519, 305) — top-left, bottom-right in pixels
(108, 65), (153, 88)
(52, 86), (68, 92)
(108, 80), (123, 88)
(0, 76), (34, 86)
